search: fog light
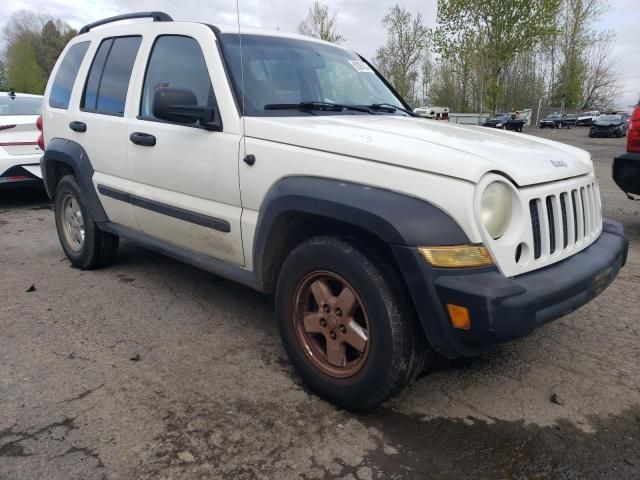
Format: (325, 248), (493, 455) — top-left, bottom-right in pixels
(418, 245), (493, 268)
(447, 304), (471, 330)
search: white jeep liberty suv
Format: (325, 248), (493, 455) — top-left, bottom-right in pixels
(40, 12), (628, 410)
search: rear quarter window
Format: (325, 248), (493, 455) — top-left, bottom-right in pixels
(49, 42), (90, 109)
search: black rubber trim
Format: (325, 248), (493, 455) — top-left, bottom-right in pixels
(97, 185), (231, 233)
(101, 222), (259, 290)
(40, 138), (109, 223)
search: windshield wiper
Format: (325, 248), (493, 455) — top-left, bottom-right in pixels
(264, 101), (373, 114)
(367, 103), (417, 117)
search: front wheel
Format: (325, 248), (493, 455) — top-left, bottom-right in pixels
(54, 175), (119, 269)
(275, 236), (426, 410)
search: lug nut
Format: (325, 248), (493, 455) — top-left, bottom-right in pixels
(323, 305), (331, 313)
(335, 308), (342, 317)
(330, 331), (337, 340)
(339, 325), (347, 334)
(320, 319), (327, 328)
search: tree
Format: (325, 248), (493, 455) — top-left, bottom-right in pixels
(297, 2), (345, 44)
(0, 61), (7, 91)
(5, 37), (45, 93)
(433, 0), (560, 113)
(554, 0), (607, 107)
(579, 31), (620, 110)
(374, 5), (429, 106)
(2, 10), (76, 94)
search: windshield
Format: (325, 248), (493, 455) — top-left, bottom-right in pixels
(0, 95), (42, 116)
(544, 115), (560, 120)
(221, 34), (406, 116)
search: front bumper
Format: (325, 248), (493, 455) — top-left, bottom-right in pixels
(613, 152), (640, 196)
(393, 219), (628, 358)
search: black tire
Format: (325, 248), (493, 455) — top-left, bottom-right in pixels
(275, 236), (426, 410)
(54, 175), (119, 269)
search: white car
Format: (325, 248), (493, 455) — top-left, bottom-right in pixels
(576, 110), (601, 126)
(0, 91), (43, 187)
(39, 13), (628, 410)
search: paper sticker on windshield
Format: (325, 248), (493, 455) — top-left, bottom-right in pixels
(349, 60), (374, 73)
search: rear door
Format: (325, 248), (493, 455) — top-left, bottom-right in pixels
(72, 35), (143, 230)
(125, 27), (244, 265)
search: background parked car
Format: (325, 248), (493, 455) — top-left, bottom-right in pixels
(539, 113), (563, 129)
(589, 115), (628, 138)
(0, 91), (43, 188)
(562, 113), (577, 126)
(482, 114), (511, 129)
(576, 110), (601, 126)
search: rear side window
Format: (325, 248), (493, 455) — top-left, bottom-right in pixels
(82, 36), (142, 116)
(140, 36), (214, 122)
(49, 42), (90, 109)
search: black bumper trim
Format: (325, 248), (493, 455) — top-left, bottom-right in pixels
(394, 219), (628, 358)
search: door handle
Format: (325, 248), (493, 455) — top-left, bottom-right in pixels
(69, 121), (87, 133)
(129, 132), (156, 147)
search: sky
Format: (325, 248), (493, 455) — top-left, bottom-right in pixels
(1, 0), (637, 108)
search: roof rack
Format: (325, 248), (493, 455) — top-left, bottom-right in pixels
(79, 12), (173, 35)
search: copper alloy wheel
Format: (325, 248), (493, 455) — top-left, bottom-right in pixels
(293, 271), (370, 378)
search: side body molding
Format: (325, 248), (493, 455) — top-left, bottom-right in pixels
(40, 138), (109, 223)
(252, 176), (470, 286)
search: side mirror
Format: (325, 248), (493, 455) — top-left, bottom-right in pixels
(152, 87), (221, 131)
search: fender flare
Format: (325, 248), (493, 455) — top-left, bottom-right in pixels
(40, 138), (109, 223)
(252, 176), (470, 281)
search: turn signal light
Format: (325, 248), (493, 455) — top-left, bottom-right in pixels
(627, 105), (640, 153)
(446, 304), (471, 330)
(418, 245), (493, 268)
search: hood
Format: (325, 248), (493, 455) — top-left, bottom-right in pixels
(578, 114), (595, 120)
(244, 115), (593, 186)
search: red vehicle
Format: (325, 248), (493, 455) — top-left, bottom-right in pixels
(613, 105), (640, 198)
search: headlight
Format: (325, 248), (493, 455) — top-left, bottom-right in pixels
(481, 181), (512, 239)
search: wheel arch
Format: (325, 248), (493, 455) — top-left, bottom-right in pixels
(41, 138), (109, 223)
(253, 176), (470, 292)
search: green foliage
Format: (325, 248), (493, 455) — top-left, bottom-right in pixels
(0, 61), (7, 90)
(374, 5), (429, 106)
(6, 37), (46, 94)
(433, 0), (561, 113)
(3, 10), (76, 94)
(297, 2), (346, 44)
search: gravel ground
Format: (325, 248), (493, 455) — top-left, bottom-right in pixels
(1, 126), (639, 480)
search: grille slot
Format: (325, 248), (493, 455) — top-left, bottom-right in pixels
(529, 199), (542, 259)
(560, 193), (569, 249)
(546, 196), (556, 254)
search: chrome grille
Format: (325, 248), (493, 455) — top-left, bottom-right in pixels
(528, 181), (601, 262)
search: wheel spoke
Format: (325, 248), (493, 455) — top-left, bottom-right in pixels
(326, 340), (346, 367)
(302, 312), (325, 334)
(335, 286), (358, 316)
(310, 279), (333, 306)
(342, 320), (367, 353)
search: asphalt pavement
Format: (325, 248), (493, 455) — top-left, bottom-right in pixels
(1, 126), (639, 479)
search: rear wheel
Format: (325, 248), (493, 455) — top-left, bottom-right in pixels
(275, 236), (426, 410)
(54, 175), (119, 269)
